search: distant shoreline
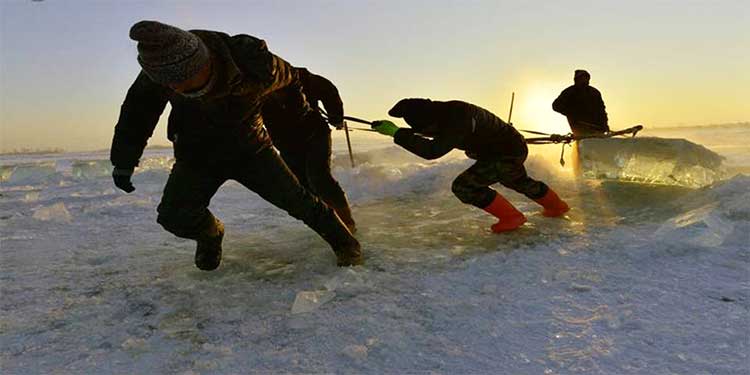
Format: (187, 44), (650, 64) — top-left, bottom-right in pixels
(2, 122), (746, 154)
(0, 144), (173, 156)
(650, 122), (748, 130)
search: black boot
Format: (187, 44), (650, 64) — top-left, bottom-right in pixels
(333, 232), (363, 267)
(319, 214), (363, 267)
(331, 202), (357, 234)
(195, 217), (224, 271)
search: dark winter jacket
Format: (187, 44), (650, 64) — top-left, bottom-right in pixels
(552, 84), (608, 128)
(261, 68), (343, 152)
(391, 100), (527, 160)
(110, 30), (299, 168)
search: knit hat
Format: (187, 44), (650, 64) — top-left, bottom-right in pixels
(129, 20), (210, 84)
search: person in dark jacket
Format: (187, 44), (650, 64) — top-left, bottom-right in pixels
(261, 68), (356, 233)
(371, 99), (569, 233)
(110, 20), (362, 270)
(552, 69), (609, 136)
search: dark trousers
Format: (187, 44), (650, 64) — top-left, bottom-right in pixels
(156, 146), (340, 240)
(451, 154), (548, 208)
(279, 130), (350, 215)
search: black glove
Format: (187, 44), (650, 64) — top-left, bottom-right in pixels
(112, 167), (135, 193)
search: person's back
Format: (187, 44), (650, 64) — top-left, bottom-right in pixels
(552, 69), (609, 135)
(261, 68), (340, 151)
(387, 99), (527, 160)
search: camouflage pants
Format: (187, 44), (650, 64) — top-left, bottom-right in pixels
(156, 146), (340, 240)
(451, 156), (548, 208)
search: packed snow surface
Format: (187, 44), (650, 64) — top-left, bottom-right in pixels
(1, 125), (748, 374)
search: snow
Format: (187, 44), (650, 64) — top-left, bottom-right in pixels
(1, 125), (749, 374)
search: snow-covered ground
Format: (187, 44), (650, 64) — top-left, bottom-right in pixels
(1, 125), (748, 374)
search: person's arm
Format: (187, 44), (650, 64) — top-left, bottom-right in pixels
(230, 34), (300, 97)
(110, 71), (169, 170)
(109, 71), (169, 192)
(263, 53), (298, 95)
(393, 129), (455, 160)
(370, 119), (455, 160)
(552, 87), (572, 116)
(596, 90), (609, 128)
(299, 68), (344, 126)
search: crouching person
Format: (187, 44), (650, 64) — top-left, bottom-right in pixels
(262, 68), (357, 233)
(371, 98), (569, 232)
(110, 21), (362, 269)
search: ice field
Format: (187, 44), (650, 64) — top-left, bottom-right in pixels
(1, 124), (748, 374)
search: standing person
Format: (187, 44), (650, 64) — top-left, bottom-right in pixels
(262, 68), (357, 233)
(110, 20), (362, 270)
(371, 98), (569, 233)
(552, 69), (609, 136)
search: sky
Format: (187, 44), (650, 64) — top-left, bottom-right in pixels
(1, 0), (748, 152)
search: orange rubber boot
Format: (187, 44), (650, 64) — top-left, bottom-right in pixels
(483, 193), (527, 233)
(534, 188), (570, 217)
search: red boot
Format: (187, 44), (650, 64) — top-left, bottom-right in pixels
(534, 188), (570, 217)
(483, 193), (527, 233)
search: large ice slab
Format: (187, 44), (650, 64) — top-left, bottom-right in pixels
(577, 137), (726, 188)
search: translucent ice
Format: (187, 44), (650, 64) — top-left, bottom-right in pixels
(291, 290), (336, 314)
(655, 204), (734, 247)
(71, 160), (113, 180)
(577, 137), (726, 188)
(6, 162), (58, 185)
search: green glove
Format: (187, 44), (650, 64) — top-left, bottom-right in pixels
(371, 120), (400, 137)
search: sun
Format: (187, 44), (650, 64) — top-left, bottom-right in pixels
(510, 85), (571, 136)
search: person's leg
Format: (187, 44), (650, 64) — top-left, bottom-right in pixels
(279, 149), (310, 190)
(157, 161), (227, 270)
(232, 147), (362, 266)
(497, 158), (569, 217)
(451, 160), (526, 232)
(304, 130), (357, 232)
(495, 159), (548, 200)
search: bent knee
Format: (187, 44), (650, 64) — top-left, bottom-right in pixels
(156, 204), (209, 238)
(451, 179), (477, 204)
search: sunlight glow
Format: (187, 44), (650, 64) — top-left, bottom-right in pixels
(514, 84), (571, 136)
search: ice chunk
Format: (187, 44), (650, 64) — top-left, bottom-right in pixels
(6, 162), (58, 185)
(0, 165), (14, 182)
(71, 160), (113, 179)
(137, 155), (175, 172)
(32, 202), (73, 223)
(291, 290), (336, 314)
(23, 192), (40, 202)
(655, 204), (734, 247)
(323, 268), (371, 293)
(577, 137), (726, 188)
